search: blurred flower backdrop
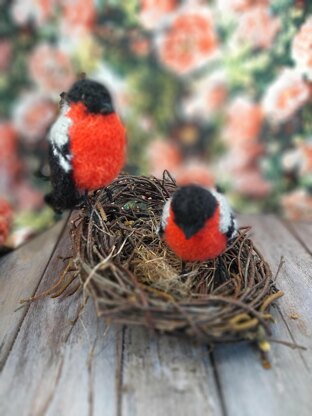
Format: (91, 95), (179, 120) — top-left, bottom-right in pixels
(0, 0), (312, 248)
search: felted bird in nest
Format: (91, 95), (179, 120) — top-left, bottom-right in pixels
(45, 76), (127, 213)
(158, 184), (237, 261)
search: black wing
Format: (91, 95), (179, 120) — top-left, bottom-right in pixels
(226, 213), (236, 241)
(44, 143), (81, 213)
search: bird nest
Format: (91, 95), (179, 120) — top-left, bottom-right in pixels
(61, 173), (284, 345)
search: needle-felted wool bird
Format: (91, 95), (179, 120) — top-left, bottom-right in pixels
(158, 184), (237, 262)
(45, 78), (126, 213)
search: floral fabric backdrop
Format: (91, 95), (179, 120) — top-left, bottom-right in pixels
(0, 0), (312, 249)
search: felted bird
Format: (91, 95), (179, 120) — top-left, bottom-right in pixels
(158, 184), (237, 262)
(45, 78), (126, 213)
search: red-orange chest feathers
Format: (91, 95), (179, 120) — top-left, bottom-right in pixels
(68, 103), (126, 191)
(164, 207), (227, 261)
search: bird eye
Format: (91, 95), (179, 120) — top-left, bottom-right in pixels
(59, 92), (67, 108)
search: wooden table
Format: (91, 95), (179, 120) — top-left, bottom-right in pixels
(0, 215), (311, 416)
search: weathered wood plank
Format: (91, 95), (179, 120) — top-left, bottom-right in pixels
(239, 215), (312, 364)
(121, 327), (224, 416)
(284, 220), (312, 256)
(1, 213), (311, 416)
(43, 302), (119, 416)
(0, 219), (66, 370)
(212, 214), (312, 416)
(0, 218), (119, 416)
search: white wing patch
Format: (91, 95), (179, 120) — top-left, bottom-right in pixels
(210, 188), (236, 235)
(48, 103), (73, 173)
(232, 217), (238, 238)
(161, 198), (171, 229)
(157, 197), (171, 235)
(49, 103), (72, 146)
(52, 146), (72, 172)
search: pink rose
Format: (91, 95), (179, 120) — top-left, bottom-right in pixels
(13, 92), (57, 143)
(292, 16), (312, 80)
(217, 0), (269, 13)
(233, 168), (272, 198)
(139, 0), (177, 30)
(175, 162), (215, 187)
(156, 6), (218, 75)
(0, 123), (21, 194)
(223, 97), (263, 146)
(235, 6), (280, 49)
(11, 0), (58, 27)
(28, 44), (75, 96)
(14, 182), (44, 211)
(282, 189), (312, 220)
(262, 68), (310, 124)
(0, 40), (12, 71)
(146, 139), (182, 178)
(60, 0), (96, 35)
(182, 71), (228, 121)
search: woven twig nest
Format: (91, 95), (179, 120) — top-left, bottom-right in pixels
(68, 172), (283, 345)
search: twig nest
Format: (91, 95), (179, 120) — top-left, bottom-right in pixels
(71, 173), (283, 344)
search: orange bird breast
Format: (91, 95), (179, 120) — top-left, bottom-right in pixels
(68, 102), (126, 191)
(164, 206), (227, 261)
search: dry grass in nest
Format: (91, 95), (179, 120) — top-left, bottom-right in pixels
(35, 172), (284, 345)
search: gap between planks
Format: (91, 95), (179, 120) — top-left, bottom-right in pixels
(119, 326), (225, 416)
(209, 350), (228, 416)
(0, 215), (69, 371)
(108, 214), (312, 416)
(279, 218), (312, 257)
(0, 213), (119, 416)
(116, 326), (126, 416)
(1, 213), (311, 416)
(209, 214), (312, 416)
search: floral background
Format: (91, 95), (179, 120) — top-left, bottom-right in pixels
(0, 0), (312, 249)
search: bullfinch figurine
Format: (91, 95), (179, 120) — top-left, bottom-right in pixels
(158, 184), (237, 262)
(45, 78), (126, 213)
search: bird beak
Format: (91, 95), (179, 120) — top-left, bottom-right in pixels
(78, 72), (86, 80)
(59, 92), (68, 108)
(100, 102), (114, 115)
(183, 226), (196, 240)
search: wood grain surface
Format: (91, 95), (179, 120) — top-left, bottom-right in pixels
(0, 218), (66, 370)
(0, 214), (311, 416)
(212, 215), (312, 416)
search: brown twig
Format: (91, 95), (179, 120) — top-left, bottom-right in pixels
(44, 173), (284, 344)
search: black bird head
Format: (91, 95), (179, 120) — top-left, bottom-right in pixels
(171, 185), (217, 239)
(64, 78), (114, 115)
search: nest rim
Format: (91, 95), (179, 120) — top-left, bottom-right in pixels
(68, 172), (283, 345)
